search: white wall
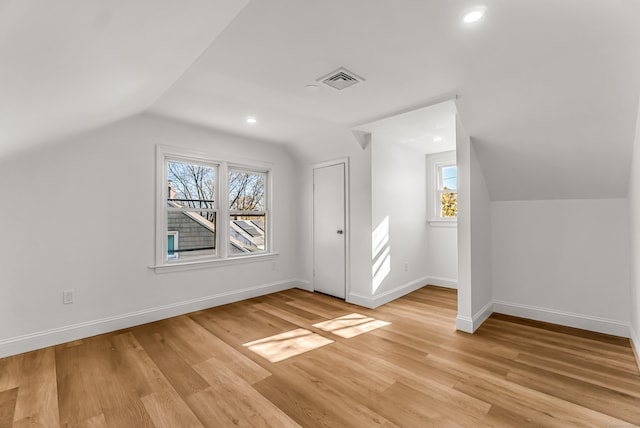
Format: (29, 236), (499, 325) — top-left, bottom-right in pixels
(456, 115), (473, 331)
(628, 99), (640, 360)
(346, 146), (374, 303)
(0, 114), (301, 357)
(470, 141), (493, 319)
(426, 151), (458, 288)
(368, 139), (430, 305)
(426, 225), (458, 287)
(456, 117), (493, 332)
(492, 198), (631, 337)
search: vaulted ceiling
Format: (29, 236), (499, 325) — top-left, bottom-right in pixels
(3, 0), (640, 201)
(0, 0), (248, 157)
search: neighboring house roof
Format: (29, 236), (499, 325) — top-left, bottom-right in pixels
(230, 219), (265, 253)
(169, 200), (264, 253)
(168, 201), (215, 232)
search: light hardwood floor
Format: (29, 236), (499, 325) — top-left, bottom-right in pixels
(1, 286), (639, 427)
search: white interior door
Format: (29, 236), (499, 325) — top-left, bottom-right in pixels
(313, 163), (346, 299)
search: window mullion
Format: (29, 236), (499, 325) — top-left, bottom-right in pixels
(219, 162), (229, 259)
(158, 157), (169, 265)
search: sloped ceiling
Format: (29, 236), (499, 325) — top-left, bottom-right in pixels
(0, 0), (248, 158)
(3, 1), (640, 201)
(151, 0), (640, 200)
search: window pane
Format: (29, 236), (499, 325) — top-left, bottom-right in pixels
(229, 214), (266, 254)
(167, 161), (215, 210)
(228, 170), (265, 211)
(441, 166), (457, 191)
(441, 191), (457, 217)
(167, 234), (176, 259)
(167, 211), (216, 260)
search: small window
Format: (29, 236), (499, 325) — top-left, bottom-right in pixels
(427, 151), (457, 225)
(438, 164), (457, 218)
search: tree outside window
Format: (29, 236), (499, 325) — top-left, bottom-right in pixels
(438, 165), (457, 218)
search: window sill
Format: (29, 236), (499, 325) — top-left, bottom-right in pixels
(150, 253), (279, 274)
(428, 219), (457, 228)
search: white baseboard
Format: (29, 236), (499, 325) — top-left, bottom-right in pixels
(0, 279), (303, 359)
(456, 300), (493, 333)
(492, 300), (630, 338)
(293, 279), (313, 292)
(630, 325), (640, 372)
(348, 275), (430, 309)
(473, 300), (494, 330)
(426, 276), (457, 289)
(455, 315), (473, 333)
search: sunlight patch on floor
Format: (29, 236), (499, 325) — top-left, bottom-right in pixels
(243, 328), (334, 363)
(312, 313), (391, 339)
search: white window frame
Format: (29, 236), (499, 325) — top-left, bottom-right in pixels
(153, 145), (276, 273)
(427, 150), (457, 227)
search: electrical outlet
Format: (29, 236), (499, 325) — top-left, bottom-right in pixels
(63, 289), (74, 305)
(404, 261), (409, 272)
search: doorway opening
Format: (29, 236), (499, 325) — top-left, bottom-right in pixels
(351, 99), (459, 310)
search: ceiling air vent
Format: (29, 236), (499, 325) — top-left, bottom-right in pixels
(317, 67), (365, 90)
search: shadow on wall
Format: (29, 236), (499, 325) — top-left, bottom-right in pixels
(372, 216), (391, 293)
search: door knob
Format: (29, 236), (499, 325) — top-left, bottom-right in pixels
(337, 229), (344, 234)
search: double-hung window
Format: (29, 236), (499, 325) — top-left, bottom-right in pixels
(156, 146), (270, 269)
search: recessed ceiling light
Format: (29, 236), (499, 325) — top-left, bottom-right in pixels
(463, 6), (486, 23)
(246, 116), (257, 124)
(304, 84), (319, 93)
(434, 136), (443, 142)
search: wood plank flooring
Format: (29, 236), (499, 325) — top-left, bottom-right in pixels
(1, 286), (639, 427)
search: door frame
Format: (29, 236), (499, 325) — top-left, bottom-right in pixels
(312, 157), (351, 301)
